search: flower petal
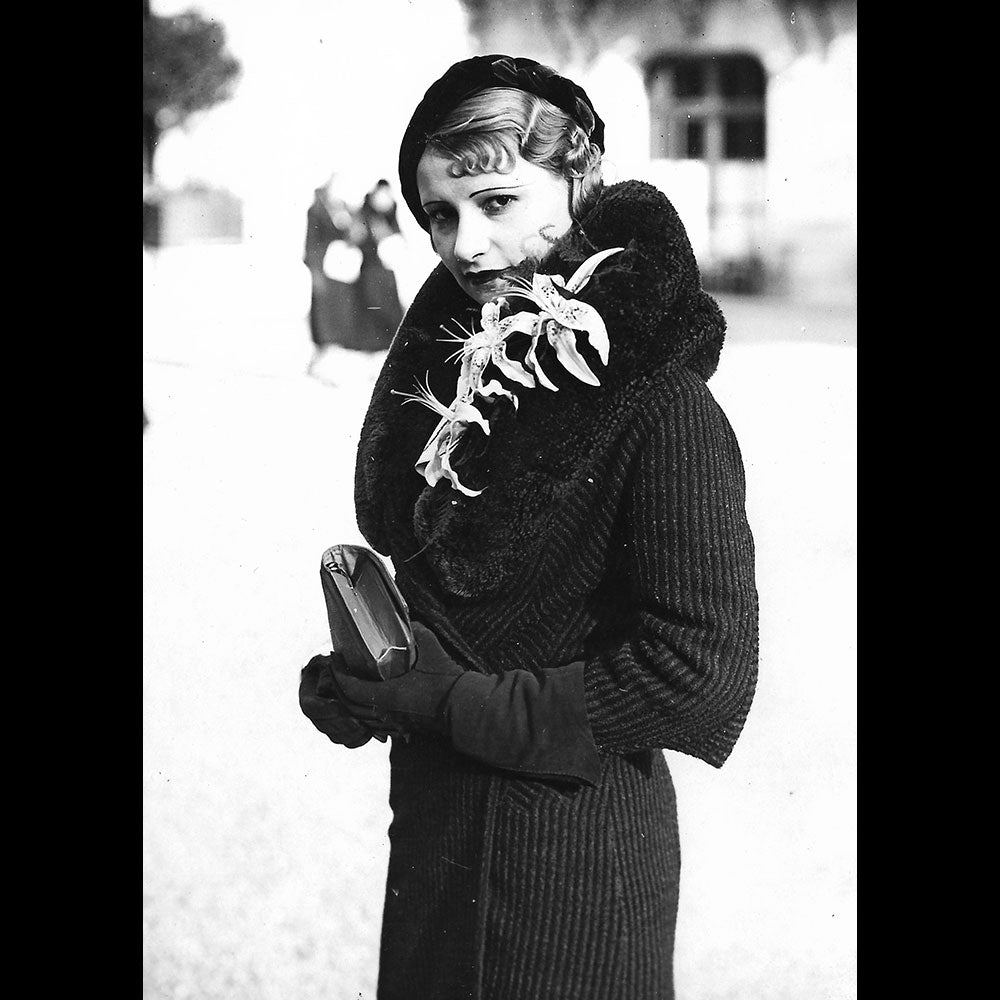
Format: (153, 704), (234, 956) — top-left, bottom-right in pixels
(479, 378), (520, 409)
(415, 419), (450, 485)
(497, 311), (541, 338)
(440, 443), (484, 496)
(578, 306), (610, 365)
(525, 335), (560, 391)
(530, 274), (567, 317)
(493, 345), (536, 388)
(458, 345), (492, 399)
(547, 322), (601, 386)
(452, 400), (491, 435)
(480, 299), (502, 327)
(565, 247), (625, 293)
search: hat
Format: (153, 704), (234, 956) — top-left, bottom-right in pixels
(398, 54), (606, 231)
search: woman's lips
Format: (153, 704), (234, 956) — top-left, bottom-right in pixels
(465, 270), (511, 294)
(467, 268), (507, 282)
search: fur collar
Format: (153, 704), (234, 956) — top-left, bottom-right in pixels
(355, 179), (726, 598)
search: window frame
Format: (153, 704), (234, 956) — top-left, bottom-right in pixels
(646, 53), (767, 163)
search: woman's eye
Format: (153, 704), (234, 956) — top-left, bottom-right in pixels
(484, 195), (515, 214)
(426, 206), (455, 225)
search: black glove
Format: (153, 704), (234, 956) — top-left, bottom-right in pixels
(332, 622), (603, 787)
(327, 621), (464, 735)
(299, 653), (395, 748)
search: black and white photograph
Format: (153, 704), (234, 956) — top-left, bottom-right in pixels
(143, 2), (857, 997)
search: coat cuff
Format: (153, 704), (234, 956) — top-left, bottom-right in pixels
(445, 661), (603, 787)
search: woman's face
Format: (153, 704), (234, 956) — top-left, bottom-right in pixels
(416, 149), (573, 305)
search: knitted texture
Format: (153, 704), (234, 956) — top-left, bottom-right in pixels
(353, 179), (758, 998)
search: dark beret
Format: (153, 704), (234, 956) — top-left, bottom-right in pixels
(398, 54), (606, 231)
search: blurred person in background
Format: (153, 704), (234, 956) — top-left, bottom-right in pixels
(354, 178), (406, 352)
(299, 54), (759, 1000)
(143, 174), (161, 433)
(302, 170), (365, 373)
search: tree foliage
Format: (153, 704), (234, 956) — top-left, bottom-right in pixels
(143, 9), (241, 134)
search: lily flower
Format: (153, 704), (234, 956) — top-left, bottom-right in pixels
(392, 375), (499, 496)
(395, 247), (625, 496)
(392, 375), (490, 435)
(500, 246), (624, 388)
(442, 302), (537, 397)
(414, 418), (484, 497)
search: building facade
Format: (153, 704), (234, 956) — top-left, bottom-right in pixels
(462, 0), (857, 305)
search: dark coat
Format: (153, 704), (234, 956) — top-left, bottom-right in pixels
(303, 188), (362, 349)
(354, 180), (759, 999)
(355, 193), (404, 351)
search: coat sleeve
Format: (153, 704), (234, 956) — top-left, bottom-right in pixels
(581, 381), (759, 767)
(439, 379), (757, 784)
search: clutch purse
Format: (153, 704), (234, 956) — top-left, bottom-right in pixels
(319, 544), (416, 681)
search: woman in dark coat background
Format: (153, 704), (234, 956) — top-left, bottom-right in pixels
(355, 179), (405, 352)
(303, 171), (365, 364)
(300, 55), (759, 1000)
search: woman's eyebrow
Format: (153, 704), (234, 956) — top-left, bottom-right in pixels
(422, 182), (527, 208)
(470, 182), (525, 197)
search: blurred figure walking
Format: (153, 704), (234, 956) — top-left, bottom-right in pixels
(355, 179), (406, 352)
(303, 172), (365, 374)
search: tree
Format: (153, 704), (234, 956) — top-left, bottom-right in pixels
(142, 1), (241, 182)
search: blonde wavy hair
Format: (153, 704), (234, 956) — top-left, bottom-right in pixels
(425, 87), (604, 221)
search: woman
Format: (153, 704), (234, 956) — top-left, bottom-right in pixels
(355, 178), (406, 351)
(302, 171), (364, 362)
(300, 55), (758, 1000)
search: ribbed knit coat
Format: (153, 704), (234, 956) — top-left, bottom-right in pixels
(354, 180), (759, 1000)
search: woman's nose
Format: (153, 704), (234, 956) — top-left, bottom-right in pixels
(453, 212), (490, 263)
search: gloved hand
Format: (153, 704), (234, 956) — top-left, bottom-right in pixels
(327, 621), (465, 736)
(324, 623), (604, 787)
(299, 653), (395, 748)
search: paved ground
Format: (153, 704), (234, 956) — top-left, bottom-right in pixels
(143, 245), (857, 999)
